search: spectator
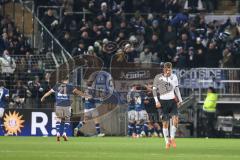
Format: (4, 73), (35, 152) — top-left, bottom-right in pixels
(12, 80), (27, 108)
(61, 32), (72, 53)
(139, 46), (152, 64)
(204, 42), (222, 68)
(220, 48), (234, 68)
(71, 40), (86, 57)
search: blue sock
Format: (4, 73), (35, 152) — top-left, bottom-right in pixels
(128, 123), (134, 136)
(136, 124), (142, 135)
(0, 119), (3, 134)
(95, 123), (100, 134)
(143, 123), (149, 136)
(63, 122), (70, 133)
(76, 121), (84, 129)
(149, 128), (154, 136)
(56, 121), (61, 135)
(155, 128), (161, 136)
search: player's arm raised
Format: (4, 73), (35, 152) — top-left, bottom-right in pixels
(153, 75), (161, 108)
(41, 89), (54, 102)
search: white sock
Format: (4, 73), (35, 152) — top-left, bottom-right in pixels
(170, 125), (177, 139)
(162, 128), (169, 144)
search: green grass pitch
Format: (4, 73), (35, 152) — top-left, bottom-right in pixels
(0, 137), (240, 160)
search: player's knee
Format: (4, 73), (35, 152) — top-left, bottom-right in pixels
(172, 116), (179, 125)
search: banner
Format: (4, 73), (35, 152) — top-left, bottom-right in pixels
(0, 109), (72, 136)
(174, 68), (224, 88)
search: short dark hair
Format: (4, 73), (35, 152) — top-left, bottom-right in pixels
(208, 87), (216, 93)
(0, 80), (5, 87)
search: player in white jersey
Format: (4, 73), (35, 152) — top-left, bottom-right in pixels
(153, 62), (182, 149)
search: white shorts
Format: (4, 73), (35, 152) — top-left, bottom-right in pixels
(84, 108), (99, 119)
(135, 110), (148, 122)
(128, 110), (136, 122)
(0, 108), (4, 118)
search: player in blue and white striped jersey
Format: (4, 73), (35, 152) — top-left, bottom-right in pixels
(41, 76), (84, 141)
(0, 80), (9, 135)
(74, 82), (105, 137)
(127, 84), (148, 138)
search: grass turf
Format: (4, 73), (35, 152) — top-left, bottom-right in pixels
(0, 137), (240, 160)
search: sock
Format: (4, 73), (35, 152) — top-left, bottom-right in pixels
(56, 121), (61, 136)
(95, 123), (100, 134)
(154, 126), (161, 136)
(0, 119), (3, 134)
(128, 123), (134, 136)
(143, 123), (148, 136)
(63, 122), (70, 134)
(149, 128), (154, 136)
(136, 124), (141, 135)
(76, 121), (84, 129)
(170, 125), (177, 139)
(163, 128), (169, 144)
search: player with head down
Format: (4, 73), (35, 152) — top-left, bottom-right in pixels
(153, 62), (183, 149)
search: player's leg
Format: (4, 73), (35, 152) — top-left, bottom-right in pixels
(141, 110), (149, 137)
(74, 110), (89, 136)
(93, 109), (105, 137)
(135, 111), (142, 138)
(170, 100), (179, 148)
(128, 110), (136, 137)
(161, 100), (171, 149)
(55, 107), (62, 141)
(0, 108), (5, 134)
(153, 122), (162, 137)
(62, 106), (71, 141)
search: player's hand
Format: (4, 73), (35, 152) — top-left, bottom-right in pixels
(41, 97), (45, 102)
(156, 102), (161, 108)
(177, 102), (182, 108)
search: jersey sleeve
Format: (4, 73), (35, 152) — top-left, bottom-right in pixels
(4, 89), (9, 97)
(174, 74), (179, 87)
(51, 84), (58, 92)
(153, 74), (161, 103)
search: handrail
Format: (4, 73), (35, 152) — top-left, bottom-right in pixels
(34, 17), (73, 60)
(20, 1), (73, 61)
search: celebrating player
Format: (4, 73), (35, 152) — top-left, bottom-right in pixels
(74, 81), (105, 137)
(153, 62), (183, 149)
(127, 84), (148, 138)
(0, 80), (9, 135)
(41, 76), (84, 141)
(144, 82), (162, 137)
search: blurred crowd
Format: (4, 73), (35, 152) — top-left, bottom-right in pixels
(37, 0), (240, 69)
(0, 12), (54, 108)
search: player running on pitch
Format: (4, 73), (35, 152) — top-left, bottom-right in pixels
(153, 62), (183, 149)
